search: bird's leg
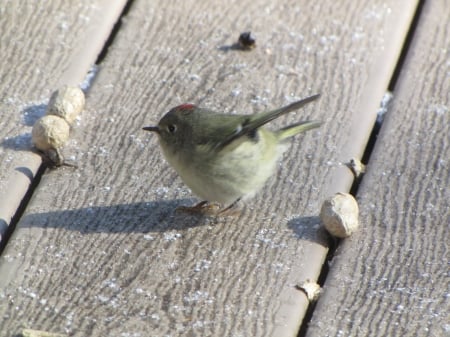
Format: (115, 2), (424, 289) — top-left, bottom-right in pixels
(218, 198), (242, 215)
(176, 201), (221, 214)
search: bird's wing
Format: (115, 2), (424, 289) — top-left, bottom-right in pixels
(214, 93), (320, 151)
(193, 112), (248, 153)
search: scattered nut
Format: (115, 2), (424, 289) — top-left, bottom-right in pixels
(296, 280), (322, 302)
(320, 192), (359, 238)
(46, 85), (85, 124)
(32, 85), (84, 167)
(32, 115), (70, 151)
(32, 115), (71, 167)
(345, 157), (366, 178)
(238, 31), (256, 50)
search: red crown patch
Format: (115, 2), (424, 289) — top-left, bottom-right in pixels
(176, 103), (195, 111)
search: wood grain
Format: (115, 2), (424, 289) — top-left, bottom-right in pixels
(0, 0), (419, 336)
(0, 0), (127, 243)
(307, 1), (450, 336)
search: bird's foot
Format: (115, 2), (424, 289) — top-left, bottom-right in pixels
(176, 201), (221, 215)
(176, 200), (241, 216)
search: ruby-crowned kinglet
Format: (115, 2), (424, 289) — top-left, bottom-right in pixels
(143, 94), (321, 212)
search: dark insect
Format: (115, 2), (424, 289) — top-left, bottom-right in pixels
(238, 32), (256, 50)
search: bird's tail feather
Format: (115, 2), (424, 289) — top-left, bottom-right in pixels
(250, 94), (320, 130)
(276, 120), (322, 140)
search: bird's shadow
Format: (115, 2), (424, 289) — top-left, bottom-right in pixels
(15, 199), (327, 247)
(18, 199), (226, 233)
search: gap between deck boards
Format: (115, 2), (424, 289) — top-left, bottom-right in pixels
(299, 0), (426, 335)
(0, 1), (134, 255)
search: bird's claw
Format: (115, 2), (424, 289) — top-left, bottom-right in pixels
(176, 201), (221, 215)
(176, 200), (240, 216)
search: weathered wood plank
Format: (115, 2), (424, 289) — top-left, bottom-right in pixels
(0, 0), (419, 336)
(0, 0), (127, 242)
(307, 1), (450, 336)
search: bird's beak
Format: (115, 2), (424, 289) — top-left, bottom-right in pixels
(143, 126), (160, 134)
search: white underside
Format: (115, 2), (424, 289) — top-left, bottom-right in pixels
(161, 131), (287, 205)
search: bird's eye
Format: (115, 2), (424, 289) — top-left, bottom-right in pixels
(167, 124), (177, 133)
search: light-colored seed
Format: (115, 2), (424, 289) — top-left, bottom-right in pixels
(21, 328), (67, 337)
(345, 157), (366, 178)
(296, 280), (321, 302)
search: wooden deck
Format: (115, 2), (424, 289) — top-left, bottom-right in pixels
(0, 1), (448, 336)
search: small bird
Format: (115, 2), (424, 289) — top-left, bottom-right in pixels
(143, 94), (321, 214)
